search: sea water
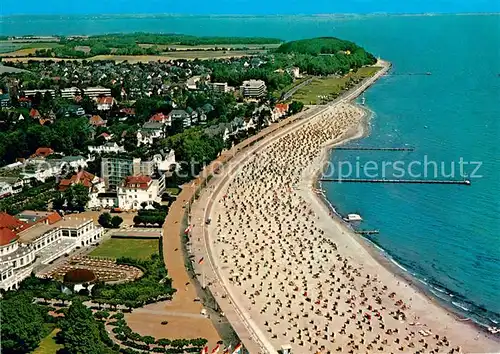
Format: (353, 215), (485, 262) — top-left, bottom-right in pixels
(1, 13), (499, 326)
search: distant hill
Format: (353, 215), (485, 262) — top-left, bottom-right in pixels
(276, 37), (366, 56)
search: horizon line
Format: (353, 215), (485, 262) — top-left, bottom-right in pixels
(2, 11), (500, 17)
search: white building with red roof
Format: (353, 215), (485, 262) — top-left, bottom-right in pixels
(117, 175), (161, 210)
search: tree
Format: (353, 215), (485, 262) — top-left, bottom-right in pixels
(0, 295), (46, 353)
(289, 100), (304, 115)
(64, 184), (90, 212)
(98, 212), (112, 228)
(59, 300), (106, 354)
(110, 215), (123, 228)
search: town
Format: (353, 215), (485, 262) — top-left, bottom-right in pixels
(0, 35), (379, 354)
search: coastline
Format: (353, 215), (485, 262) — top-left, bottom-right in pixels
(306, 103), (500, 348)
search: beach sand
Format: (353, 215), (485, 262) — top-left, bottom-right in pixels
(190, 101), (499, 353)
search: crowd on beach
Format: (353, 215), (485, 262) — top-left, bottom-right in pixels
(207, 103), (478, 353)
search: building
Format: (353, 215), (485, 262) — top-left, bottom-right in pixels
(21, 159), (67, 182)
(0, 182), (13, 199)
(0, 212), (103, 291)
(239, 80), (267, 98)
(58, 170), (105, 209)
(0, 94), (11, 108)
(88, 115), (106, 127)
(186, 76), (202, 90)
(88, 142), (125, 155)
(60, 86), (111, 99)
(0, 177), (24, 195)
(95, 96), (115, 111)
(101, 152), (176, 190)
(23, 89), (55, 98)
(208, 82), (229, 93)
(31, 147), (54, 158)
(169, 110), (190, 128)
(117, 176), (161, 210)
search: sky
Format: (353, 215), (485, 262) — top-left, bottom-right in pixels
(1, 0), (499, 16)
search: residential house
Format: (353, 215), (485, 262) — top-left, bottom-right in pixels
(169, 109), (191, 128)
(138, 121), (165, 146)
(21, 159), (67, 182)
(88, 115), (106, 127)
(31, 147), (54, 158)
(98, 132), (112, 141)
(149, 112), (168, 124)
(0, 94), (11, 108)
(18, 97), (32, 108)
(61, 156), (87, 171)
(0, 182), (13, 199)
(204, 123), (232, 143)
(117, 176), (161, 210)
(29, 108), (41, 120)
(58, 170), (105, 209)
(88, 142), (125, 155)
(95, 96), (115, 111)
(0, 177), (24, 195)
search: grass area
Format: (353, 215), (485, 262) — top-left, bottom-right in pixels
(32, 328), (62, 354)
(165, 187), (181, 196)
(1, 49), (263, 63)
(90, 238), (159, 260)
(0, 42), (61, 57)
(293, 66), (381, 104)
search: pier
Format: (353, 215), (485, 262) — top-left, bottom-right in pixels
(320, 178), (471, 186)
(333, 147), (414, 151)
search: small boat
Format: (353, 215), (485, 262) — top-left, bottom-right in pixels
(361, 94), (366, 105)
(343, 213), (363, 222)
(426, 72), (432, 75)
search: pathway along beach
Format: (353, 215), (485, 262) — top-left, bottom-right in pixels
(189, 64), (499, 353)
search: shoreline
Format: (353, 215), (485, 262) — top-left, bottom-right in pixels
(308, 103), (500, 346)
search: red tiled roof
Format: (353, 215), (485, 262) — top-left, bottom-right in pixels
(96, 96), (114, 105)
(32, 147), (54, 158)
(99, 132), (110, 138)
(0, 227), (18, 246)
(275, 103), (289, 111)
(45, 212), (62, 224)
(123, 175), (152, 190)
(0, 212), (30, 235)
(149, 113), (165, 122)
(19, 97), (31, 102)
(30, 108), (41, 118)
(89, 115), (105, 126)
(58, 170), (96, 191)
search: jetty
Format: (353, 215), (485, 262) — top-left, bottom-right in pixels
(320, 178), (471, 186)
(333, 147), (414, 151)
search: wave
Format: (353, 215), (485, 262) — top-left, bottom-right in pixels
(389, 258), (408, 272)
(452, 301), (471, 312)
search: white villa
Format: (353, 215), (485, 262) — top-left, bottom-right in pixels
(88, 142), (126, 154)
(117, 176), (161, 210)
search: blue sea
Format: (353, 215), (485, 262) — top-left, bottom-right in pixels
(1, 13), (499, 327)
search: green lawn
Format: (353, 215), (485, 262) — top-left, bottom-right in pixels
(33, 328), (62, 354)
(90, 238), (159, 260)
(165, 187), (181, 196)
(293, 66), (381, 104)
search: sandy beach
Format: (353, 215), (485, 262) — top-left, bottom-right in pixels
(188, 94), (500, 353)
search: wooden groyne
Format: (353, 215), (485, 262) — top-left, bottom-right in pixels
(356, 230), (380, 235)
(320, 178), (471, 186)
(333, 147), (414, 151)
